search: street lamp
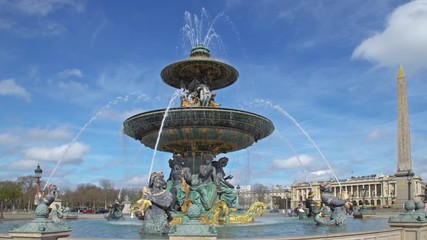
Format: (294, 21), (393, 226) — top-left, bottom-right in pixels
(236, 185), (241, 209)
(407, 170), (414, 200)
(34, 164), (43, 195)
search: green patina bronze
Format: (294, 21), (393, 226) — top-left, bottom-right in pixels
(125, 45), (274, 236)
(160, 45), (238, 91)
(9, 185), (71, 239)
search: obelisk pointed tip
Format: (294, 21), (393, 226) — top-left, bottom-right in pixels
(398, 64), (406, 79)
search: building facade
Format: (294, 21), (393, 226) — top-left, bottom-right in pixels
(237, 185), (292, 210)
(290, 174), (425, 209)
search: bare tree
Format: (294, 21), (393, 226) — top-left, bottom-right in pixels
(252, 183), (268, 203)
(17, 175), (37, 211)
(75, 183), (103, 210)
(99, 179), (114, 208)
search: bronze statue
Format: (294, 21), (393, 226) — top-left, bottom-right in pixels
(167, 154), (192, 212)
(196, 153), (218, 211)
(104, 194), (124, 220)
(136, 171), (174, 235)
(305, 190), (317, 218)
(314, 182), (350, 225)
(213, 157), (238, 208)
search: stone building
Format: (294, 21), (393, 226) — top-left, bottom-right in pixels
(290, 174), (425, 209)
(237, 185), (291, 210)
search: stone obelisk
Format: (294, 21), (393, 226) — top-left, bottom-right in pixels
(394, 65), (414, 206)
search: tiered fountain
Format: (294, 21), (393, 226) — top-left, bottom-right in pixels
(123, 44), (274, 227)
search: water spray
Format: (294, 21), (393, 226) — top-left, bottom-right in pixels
(253, 99), (342, 189)
(43, 95), (136, 190)
(283, 137), (313, 189)
(147, 89), (184, 183)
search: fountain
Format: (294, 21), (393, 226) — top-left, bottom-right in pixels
(123, 44), (274, 235)
(9, 185), (71, 240)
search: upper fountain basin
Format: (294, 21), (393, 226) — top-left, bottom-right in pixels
(161, 56), (239, 91)
(123, 107), (274, 154)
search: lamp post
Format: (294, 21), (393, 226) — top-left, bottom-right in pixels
(236, 185), (241, 209)
(407, 170), (414, 200)
(34, 164), (43, 195)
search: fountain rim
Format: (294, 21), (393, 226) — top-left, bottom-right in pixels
(122, 106), (275, 152)
(124, 107), (273, 125)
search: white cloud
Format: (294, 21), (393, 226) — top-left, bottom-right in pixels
(123, 175), (149, 187)
(352, 0), (427, 71)
(310, 169), (332, 176)
(367, 129), (382, 141)
(8, 0), (85, 17)
(0, 126), (73, 145)
(272, 154), (315, 169)
(0, 79), (31, 101)
(57, 80), (88, 92)
(101, 108), (146, 122)
(58, 68), (83, 78)
(23, 142), (90, 163)
(0, 19), (14, 29)
(39, 20), (67, 36)
(27, 127), (73, 141)
(0, 133), (21, 145)
(2, 159), (38, 171)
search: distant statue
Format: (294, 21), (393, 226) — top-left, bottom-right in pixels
(196, 153), (219, 211)
(212, 157), (238, 208)
(180, 78), (219, 107)
(314, 182), (350, 226)
(137, 171), (174, 235)
(105, 194), (124, 220)
(208, 92), (220, 107)
(305, 190), (317, 218)
(166, 154), (192, 212)
(197, 84), (212, 106)
(11, 184), (70, 233)
(34, 184), (58, 207)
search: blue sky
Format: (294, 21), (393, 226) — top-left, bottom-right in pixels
(1, 0), (426, 191)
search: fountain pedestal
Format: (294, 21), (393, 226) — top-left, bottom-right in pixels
(169, 204), (217, 240)
(9, 185), (71, 240)
(9, 206), (71, 240)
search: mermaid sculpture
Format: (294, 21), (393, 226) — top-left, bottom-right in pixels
(314, 182), (350, 226)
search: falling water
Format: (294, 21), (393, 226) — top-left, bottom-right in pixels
(43, 95), (132, 190)
(253, 99), (342, 188)
(119, 145), (143, 191)
(283, 137), (313, 189)
(147, 89), (184, 183)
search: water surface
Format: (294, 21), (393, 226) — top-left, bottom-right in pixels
(0, 215), (390, 239)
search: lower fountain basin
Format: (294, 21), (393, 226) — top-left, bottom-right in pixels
(123, 107), (274, 154)
(0, 215), (391, 239)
